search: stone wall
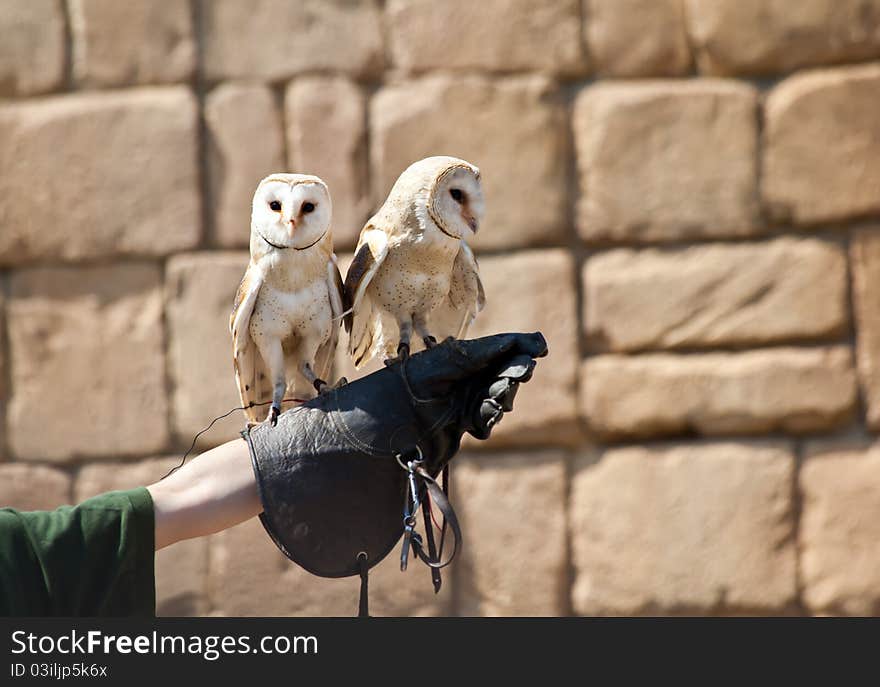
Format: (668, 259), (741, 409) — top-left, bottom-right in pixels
(2, 0), (880, 616)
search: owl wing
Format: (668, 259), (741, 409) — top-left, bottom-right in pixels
(430, 241), (486, 340)
(344, 226), (390, 368)
(230, 262), (268, 424)
(313, 254), (347, 382)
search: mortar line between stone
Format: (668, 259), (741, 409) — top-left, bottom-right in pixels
(60, 0), (76, 91)
(191, 0), (211, 250)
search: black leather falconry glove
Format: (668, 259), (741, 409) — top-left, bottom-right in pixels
(243, 332), (547, 613)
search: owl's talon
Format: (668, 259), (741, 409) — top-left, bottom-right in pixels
(384, 343), (410, 366)
(316, 377), (347, 394)
(423, 336), (438, 348)
(267, 404), (280, 426)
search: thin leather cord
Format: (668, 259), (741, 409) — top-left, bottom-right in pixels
(160, 398), (305, 480)
(397, 356), (449, 405)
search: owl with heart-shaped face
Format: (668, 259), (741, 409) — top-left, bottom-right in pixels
(230, 173), (346, 425)
(344, 156), (486, 368)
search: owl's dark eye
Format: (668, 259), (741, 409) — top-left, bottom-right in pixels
(301, 202), (316, 214)
(269, 200), (282, 212)
(449, 188), (464, 203)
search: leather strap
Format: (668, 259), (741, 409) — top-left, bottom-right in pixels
(412, 466), (461, 570)
(438, 465), (450, 562)
(357, 552), (369, 618)
(421, 497), (442, 593)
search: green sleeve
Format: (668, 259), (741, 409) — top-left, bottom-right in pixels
(0, 488), (156, 617)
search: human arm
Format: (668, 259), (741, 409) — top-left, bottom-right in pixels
(147, 438), (262, 550)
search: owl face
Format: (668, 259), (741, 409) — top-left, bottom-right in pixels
(251, 174), (332, 250)
(428, 161), (484, 240)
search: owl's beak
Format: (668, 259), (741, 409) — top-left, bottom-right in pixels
(464, 213), (479, 233)
(288, 218), (297, 237)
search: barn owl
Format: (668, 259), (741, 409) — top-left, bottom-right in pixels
(230, 173), (346, 425)
(345, 156), (485, 368)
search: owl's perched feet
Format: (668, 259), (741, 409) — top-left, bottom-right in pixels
(316, 377), (348, 394)
(266, 402), (281, 427)
(384, 342), (410, 367)
(422, 335), (438, 348)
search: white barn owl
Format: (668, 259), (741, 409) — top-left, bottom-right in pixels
(344, 156), (485, 368)
(230, 173), (346, 425)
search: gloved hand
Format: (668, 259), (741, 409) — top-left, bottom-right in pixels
(400, 331), (547, 441)
(382, 331), (547, 446)
(244, 331), (547, 580)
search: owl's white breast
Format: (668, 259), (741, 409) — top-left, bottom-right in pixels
(370, 227), (460, 318)
(250, 247), (333, 345)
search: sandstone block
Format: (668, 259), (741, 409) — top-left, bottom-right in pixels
(684, 0), (880, 76)
(801, 441), (880, 615)
(455, 452), (568, 616)
(0, 0), (65, 96)
(572, 442), (796, 614)
(209, 518), (348, 617)
(209, 517), (448, 617)
(166, 252), (250, 446)
(466, 250), (581, 447)
(201, 0), (383, 81)
(574, 80), (759, 243)
(581, 347), (857, 439)
(286, 77), (368, 250)
(584, 238), (848, 352)
(587, 0), (691, 77)
(360, 554), (452, 617)
(76, 457), (208, 616)
(387, 0), (584, 75)
(0, 88), (200, 265)
(0, 464), (71, 511)
(763, 64), (880, 226)
(69, 0), (195, 87)
(371, 75), (568, 250)
(205, 84), (285, 248)
(851, 228), (880, 429)
(8, 265), (169, 461)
